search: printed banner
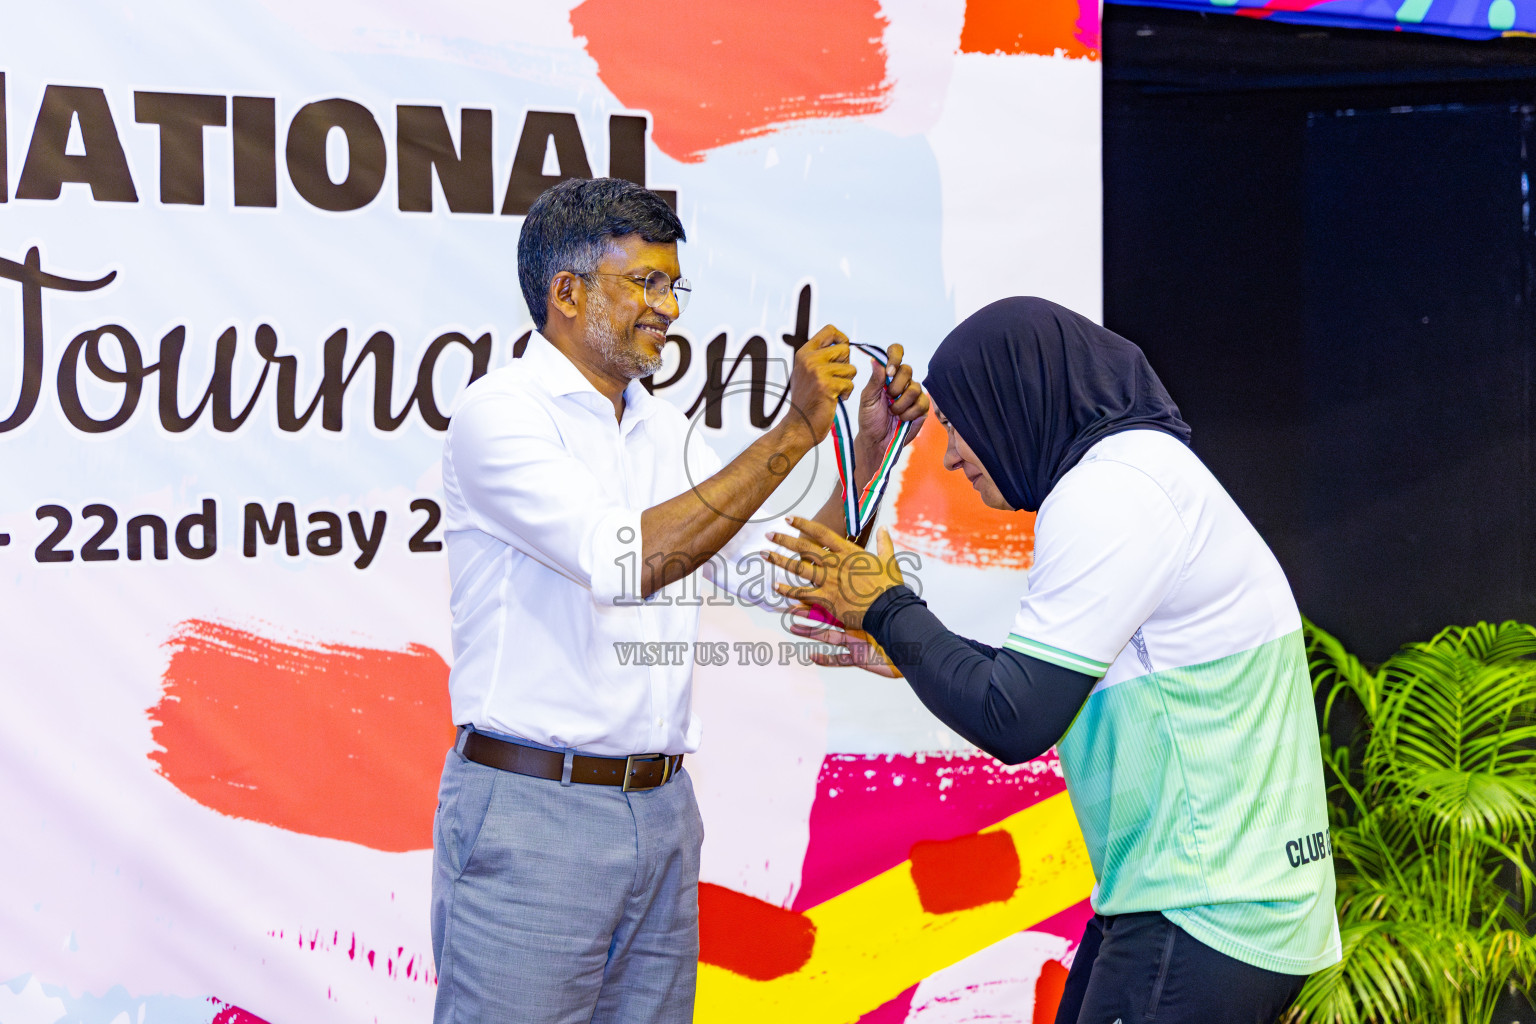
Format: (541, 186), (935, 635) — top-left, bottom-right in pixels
(0, 2), (1101, 1022)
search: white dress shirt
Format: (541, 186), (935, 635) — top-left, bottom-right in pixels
(441, 332), (767, 756)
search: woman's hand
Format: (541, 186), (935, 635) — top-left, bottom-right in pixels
(852, 343), (929, 486)
(785, 605), (903, 678)
(762, 517), (904, 632)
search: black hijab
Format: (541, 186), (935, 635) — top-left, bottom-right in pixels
(923, 297), (1191, 513)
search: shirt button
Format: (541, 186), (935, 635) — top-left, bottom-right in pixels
(656, 716), (665, 727)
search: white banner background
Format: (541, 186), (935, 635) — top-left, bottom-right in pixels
(0, 2), (1100, 1021)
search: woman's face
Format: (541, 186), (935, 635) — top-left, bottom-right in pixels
(934, 400), (1014, 511)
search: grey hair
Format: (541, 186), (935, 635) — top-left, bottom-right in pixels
(517, 178), (685, 331)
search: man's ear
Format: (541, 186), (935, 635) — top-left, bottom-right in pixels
(547, 271), (583, 324)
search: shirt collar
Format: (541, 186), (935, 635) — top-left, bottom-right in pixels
(525, 331), (663, 432)
(524, 331), (599, 398)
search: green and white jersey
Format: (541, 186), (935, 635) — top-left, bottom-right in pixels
(1005, 429), (1341, 975)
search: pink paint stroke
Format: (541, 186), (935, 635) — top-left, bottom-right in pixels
(794, 751), (1067, 911)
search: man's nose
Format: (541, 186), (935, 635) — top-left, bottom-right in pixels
(654, 289), (681, 320)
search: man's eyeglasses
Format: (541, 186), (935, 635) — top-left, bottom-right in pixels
(578, 269), (692, 315)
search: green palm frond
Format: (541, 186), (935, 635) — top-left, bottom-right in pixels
(1292, 620), (1536, 1024)
(1371, 655), (1536, 771)
(1483, 929), (1536, 999)
(1406, 769), (1536, 843)
(1428, 621), (1536, 666)
(1287, 918), (1469, 1024)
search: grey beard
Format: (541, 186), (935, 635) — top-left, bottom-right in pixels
(588, 288), (664, 380)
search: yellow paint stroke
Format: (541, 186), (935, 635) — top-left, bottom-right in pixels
(696, 790), (1094, 1023)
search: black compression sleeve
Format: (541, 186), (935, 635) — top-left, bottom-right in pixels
(960, 635), (999, 658)
(861, 586), (1096, 764)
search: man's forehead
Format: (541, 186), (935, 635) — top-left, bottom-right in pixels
(601, 234), (680, 272)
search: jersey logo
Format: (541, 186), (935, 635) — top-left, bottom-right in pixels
(1129, 629), (1153, 673)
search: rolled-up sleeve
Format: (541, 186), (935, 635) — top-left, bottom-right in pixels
(446, 394), (644, 606)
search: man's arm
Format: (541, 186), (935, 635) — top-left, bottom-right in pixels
(639, 416), (820, 597)
(447, 327), (846, 605)
(637, 325), (855, 598)
(449, 330), (925, 604)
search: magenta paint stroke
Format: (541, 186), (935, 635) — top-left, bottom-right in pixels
(793, 751), (1067, 911)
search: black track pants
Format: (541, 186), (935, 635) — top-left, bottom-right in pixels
(1056, 912), (1308, 1024)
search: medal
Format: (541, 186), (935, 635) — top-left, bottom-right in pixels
(830, 343), (916, 538)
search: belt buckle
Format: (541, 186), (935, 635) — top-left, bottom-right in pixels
(623, 753), (669, 792)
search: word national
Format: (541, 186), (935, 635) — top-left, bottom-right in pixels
(0, 75), (673, 214)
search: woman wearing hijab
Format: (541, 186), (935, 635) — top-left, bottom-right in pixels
(764, 297), (1340, 1024)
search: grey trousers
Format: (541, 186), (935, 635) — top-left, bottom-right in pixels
(430, 745), (704, 1024)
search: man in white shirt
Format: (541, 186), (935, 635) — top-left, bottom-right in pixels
(430, 177), (928, 1024)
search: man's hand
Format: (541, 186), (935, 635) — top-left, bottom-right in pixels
(788, 325), (857, 447)
(853, 342), (929, 480)
(763, 517), (905, 631)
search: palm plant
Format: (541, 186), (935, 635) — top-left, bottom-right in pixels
(1286, 620), (1536, 1024)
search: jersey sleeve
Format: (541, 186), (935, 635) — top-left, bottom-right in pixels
(863, 585), (1098, 764)
(1004, 460), (1191, 677)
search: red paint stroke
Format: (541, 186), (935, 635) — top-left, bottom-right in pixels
(699, 881), (816, 980)
(149, 620), (455, 852)
(891, 423), (1036, 569)
(208, 1000), (271, 1024)
(795, 751), (1064, 911)
(959, 0), (1101, 59)
(857, 983), (918, 1023)
(570, 0), (891, 163)
(1033, 959), (1070, 1024)
(909, 830), (1021, 914)
(269, 926), (438, 986)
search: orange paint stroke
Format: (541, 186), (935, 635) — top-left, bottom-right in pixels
(570, 0), (891, 163)
(959, 0), (1101, 60)
(891, 421), (1036, 569)
(149, 620), (454, 852)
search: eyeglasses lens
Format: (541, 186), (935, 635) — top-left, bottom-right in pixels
(644, 270), (691, 315)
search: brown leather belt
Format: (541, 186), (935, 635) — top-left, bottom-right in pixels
(461, 730), (682, 792)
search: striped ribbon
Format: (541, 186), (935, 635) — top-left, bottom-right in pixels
(831, 343), (917, 538)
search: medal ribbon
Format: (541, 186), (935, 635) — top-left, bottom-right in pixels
(831, 343), (916, 538)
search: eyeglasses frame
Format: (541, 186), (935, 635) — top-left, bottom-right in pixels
(574, 268), (692, 315)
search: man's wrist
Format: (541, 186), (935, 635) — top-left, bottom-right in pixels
(768, 416), (817, 461)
